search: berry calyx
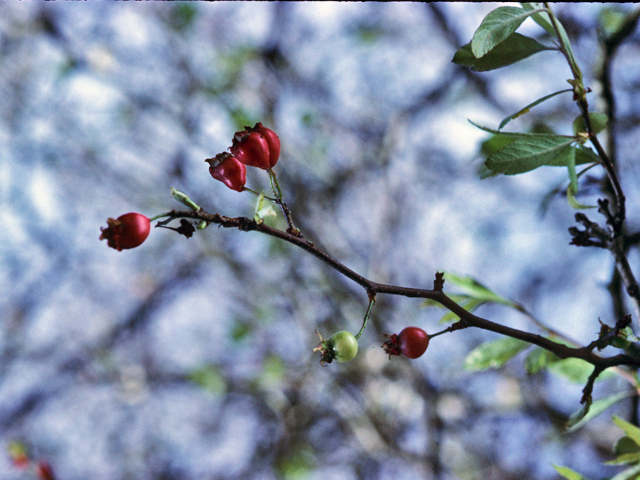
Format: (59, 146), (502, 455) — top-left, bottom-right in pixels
(314, 330), (359, 366)
(206, 152), (247, 192)
(382, 326), (429, 359)
(230, 131), (271, 169)
(100, 213), (151, 251)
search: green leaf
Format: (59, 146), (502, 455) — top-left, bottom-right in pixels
(171, 187), (201, 211)
(525, 346), (615, 383)
(499, 89), (572, 130)
(471, 7), (541, 58)
(521, 3), (556, 37)
(599, 7), (632, 38)
(422, 294), (486, 324)
(565, 146), (595, 209)
(453, 32), (552, 72)
(610, 464), (640, 480)
(440, 297), (485, 324)
(464, 337), (529, 372)
(620, 326), (640, 343)
(481, 134), (519, 157)
(572, 112), (609, 135)
(606, 452), (640, 466)
(254, 192), (277, 223)
(613, 416), (640, 446)
(547, 358), (598, 384)
(567, 146), (578, 194)
(486, 135), (575, 175)
(567, 187), (595, 210)
(566, 391), (634, 432)
(574, 144), (601, 165)
(188, 365), (226, 395)
(615, 436), (640, 456)
(552, 465), (590, 480)
(445, 272), (517, 307)
(524, 347), (556, 374)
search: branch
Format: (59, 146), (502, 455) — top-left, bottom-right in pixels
(160, 209), (640, 373)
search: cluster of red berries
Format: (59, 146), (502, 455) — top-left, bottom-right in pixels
(9, 442), (56, 480)
(99, 123), (281, 252)
(206, 123), (280, 192)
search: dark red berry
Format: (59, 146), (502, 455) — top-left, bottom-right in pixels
(206, 152), (247, 192)
(382, 326), (429, 359)
(252, 123), (280, 168)
(35, 461), (56, 480)
(100, 213), (151, 251)
(230, 131), (271, 169)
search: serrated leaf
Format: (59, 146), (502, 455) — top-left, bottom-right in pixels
(471, 7), (541, 58)
(464, 337), (529, 372)
(613, 416), (640, 446)
(499, 89), (571, 130)
(486, 135), (574, 175)
(552, 464), (590, 480)
(566, 391), (634, 432)
(572, 112), (609, 135)
(453, 32), (552, 72)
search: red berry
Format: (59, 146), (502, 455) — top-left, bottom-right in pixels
(35, 461), (56, 480)
(230, 131), (271, 169)
(252, 123), (280, 168)
(382, 327), (429, 359)
(100, 213), (151, 251)
(206, 152), (247, 192)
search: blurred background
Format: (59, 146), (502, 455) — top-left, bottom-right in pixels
(2, 2), (640, 479)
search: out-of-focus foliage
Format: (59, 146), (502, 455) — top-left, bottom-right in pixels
(2, 3), (640, 480)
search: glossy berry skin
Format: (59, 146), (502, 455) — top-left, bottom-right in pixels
(314, 330), (358, 365)
(207, 153), (247, 192)
(100, 213), (151, 251)
(330, 331), (359, 362)
(398, 327), (429, 358)
(252, 123), (280, 168)
(382, 326), (429, 359)
(231, 131), (271, 169)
